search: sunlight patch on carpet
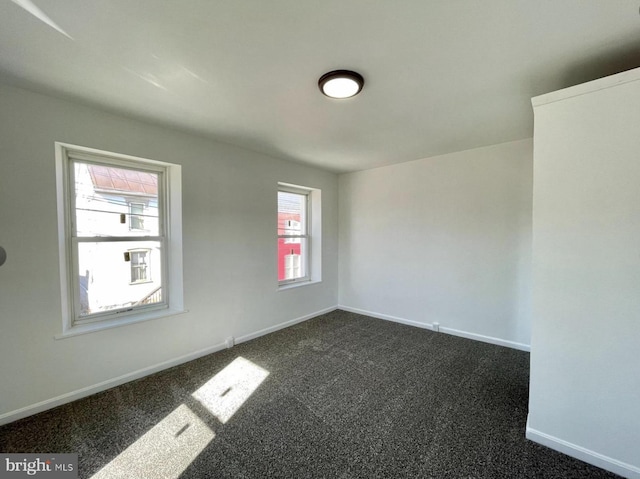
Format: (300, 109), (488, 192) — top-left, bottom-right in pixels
(90, 404), (214, 479)
(192, 356), (269, 424)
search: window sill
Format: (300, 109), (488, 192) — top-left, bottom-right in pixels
(55, 308), (188, 340)
(278, 279), (322, 291)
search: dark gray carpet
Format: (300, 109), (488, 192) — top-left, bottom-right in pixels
(0, 310), (619, 478)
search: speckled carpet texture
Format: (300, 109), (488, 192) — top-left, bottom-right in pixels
(0, 310), (619, 478)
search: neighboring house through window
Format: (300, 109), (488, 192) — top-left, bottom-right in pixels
(55, 143), (184, 336)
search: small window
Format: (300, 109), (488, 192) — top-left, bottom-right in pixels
(130, 249), (151, 283)
(56, 143), (184, 335)
(278, 184), (313, 285)
(129, 202), (146, 231)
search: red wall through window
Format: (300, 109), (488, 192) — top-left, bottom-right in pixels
(277, 212), (301, 280)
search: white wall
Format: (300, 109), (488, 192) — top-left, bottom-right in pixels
(528, 69), (640, 478)
(339, 139), (533, 349)
(0, 83), (338, 421)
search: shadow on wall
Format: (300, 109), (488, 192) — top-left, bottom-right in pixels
(561, 39), (640, 89)
(525, 39), (640, 100)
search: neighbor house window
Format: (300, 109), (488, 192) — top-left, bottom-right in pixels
(284, 253), (301, 279)
(283, 220), (301, 244)
(130, 249), (150, 283)
(129, 202), (145, 231)
(56, 143), (184, 336)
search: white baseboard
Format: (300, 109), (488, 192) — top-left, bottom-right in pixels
(439, 326), (530, 352)
(526, 416), (640, 479)
(235, 306), (338, 344)
(338, 305), (436, 330)
(0, 306), (338, 427)
(337, 305), (530, 352)
(0, 341), (226, 426)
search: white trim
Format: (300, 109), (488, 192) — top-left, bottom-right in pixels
(439, 326), (530, 352)
(526, 416), (640, 479)
(55, 146), (73, 332)
(0, 306), (338, 426)
(61, 142), (172, 169)
(236, 306), (338, 344)
(337, 305), (530, 352)
(277, 278), (322, 291)
(0, 339), (226, 426)
(337, 305), (436, 331)
(54, 308), (188, 339)
(277, 182), (313, 194)
(308, 188), (322, 283)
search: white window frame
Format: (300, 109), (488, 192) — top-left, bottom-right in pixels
(277, 182), (322, 289)
(55, 143), (185, 338)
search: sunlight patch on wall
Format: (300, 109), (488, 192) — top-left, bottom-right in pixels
(192, 356), (269, 424)
(11, 0), (73, 39)
(90, 404), (214, 479)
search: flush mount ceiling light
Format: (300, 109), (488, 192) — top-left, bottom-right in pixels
(318, 70), (364, 99)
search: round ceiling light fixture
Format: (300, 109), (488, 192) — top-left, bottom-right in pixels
(318, 70), (364, 99)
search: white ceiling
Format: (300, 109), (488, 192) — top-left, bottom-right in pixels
(1, 1), (639, 172)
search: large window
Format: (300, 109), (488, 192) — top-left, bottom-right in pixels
(56, 143), (184, 335)
(278, 184), (318, 286)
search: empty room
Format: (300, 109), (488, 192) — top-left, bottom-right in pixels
(0, 1), (639, 478)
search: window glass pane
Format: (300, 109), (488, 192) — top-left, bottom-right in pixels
(284, 220), (301, 244)
(74, 162), (160, 237)
(77, 241), (163, 317)
(277, 191), (305, 236)
(277, 237), (307, 281)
